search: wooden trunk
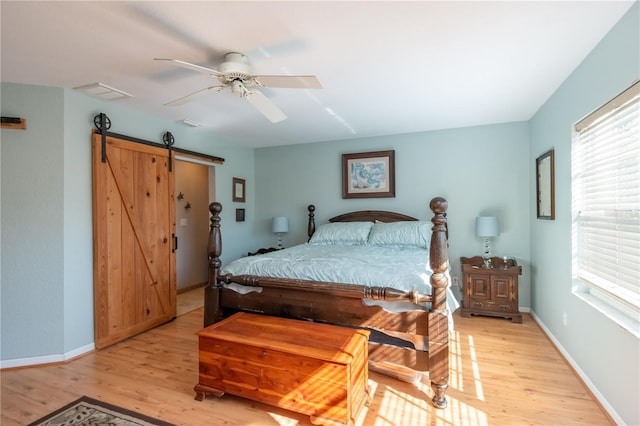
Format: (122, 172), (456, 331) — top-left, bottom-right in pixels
(195, 312), (371, 426)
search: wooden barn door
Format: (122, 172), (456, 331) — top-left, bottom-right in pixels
(92, 132), (176, 349)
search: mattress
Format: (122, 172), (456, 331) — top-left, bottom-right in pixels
(221, 243), (459, 315)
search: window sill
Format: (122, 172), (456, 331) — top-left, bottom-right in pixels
(573, 284), (640, 339)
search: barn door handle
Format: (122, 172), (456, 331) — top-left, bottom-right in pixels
(172, 234), (178, 252)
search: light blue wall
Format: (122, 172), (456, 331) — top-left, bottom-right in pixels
(1, 82), (255, 363)
(1, 84), (65, 359)
(529, 3), (639, 425)
(62, 89), (99, 354)
(255, 122), (532, 306)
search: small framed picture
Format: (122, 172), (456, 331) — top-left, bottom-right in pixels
(536, 149), (555, 220)
(236, 208), (245, 222)
(342, 150), (395, 199)
(232, 177), (246, 203)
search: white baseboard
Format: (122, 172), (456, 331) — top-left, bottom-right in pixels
(529, 310), (624, 425)
(0, 343), (94, 369)
(64, 343), (95, 360)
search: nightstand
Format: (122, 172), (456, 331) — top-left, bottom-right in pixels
(247, 247), (281, 256)
(460, 256), (522, 323)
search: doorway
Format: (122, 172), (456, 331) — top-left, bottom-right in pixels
(174, 159), (214, 312)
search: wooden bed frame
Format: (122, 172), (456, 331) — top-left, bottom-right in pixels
(203, 197), (450, 408)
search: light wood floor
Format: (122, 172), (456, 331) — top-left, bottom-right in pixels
(176, 286), (205, 316)
(1, 303), (612, 426)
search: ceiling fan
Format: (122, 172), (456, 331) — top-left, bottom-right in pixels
(155, 52), (322, 123)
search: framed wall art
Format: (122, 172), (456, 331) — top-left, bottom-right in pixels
(232, 177), (246, 203)
(536, 149), (555, 220)
(342, 150), (395, 199)
(235, 208), (245, 222)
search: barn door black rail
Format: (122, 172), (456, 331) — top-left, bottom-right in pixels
(93, 113), (225, 166)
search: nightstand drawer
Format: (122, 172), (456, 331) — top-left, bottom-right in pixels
(469, 299), (517, 313)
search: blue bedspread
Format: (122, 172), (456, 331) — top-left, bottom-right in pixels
(221, 243), (459, 315)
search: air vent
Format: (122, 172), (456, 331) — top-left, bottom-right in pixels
(74, 83), (132, 100)
(182, 119), (203, 127)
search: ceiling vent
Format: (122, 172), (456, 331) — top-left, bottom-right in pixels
(74, 83), (133, 100)
(182, 119), (203, 127)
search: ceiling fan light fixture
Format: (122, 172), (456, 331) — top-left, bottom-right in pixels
(74, 82), (133, 100)
(230, 80), (250, 96)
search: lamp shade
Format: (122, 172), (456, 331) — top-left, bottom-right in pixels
(475, 216), (500, 237)
(272, 216), (289, 234)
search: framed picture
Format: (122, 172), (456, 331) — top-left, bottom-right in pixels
(342, 150), (395, 199)
(235, 208), (245, 222)
(536, 149), (555, 220)
(232, 177), (245, 203)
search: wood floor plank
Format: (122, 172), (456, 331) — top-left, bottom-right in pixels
(1, 308), (612, 426)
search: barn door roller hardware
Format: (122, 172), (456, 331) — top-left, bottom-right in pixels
(163, 131), (175, 172)
(93, 113), (111, 163)
(92, 113), (225, 166)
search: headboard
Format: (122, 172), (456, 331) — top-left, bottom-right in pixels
(306, 204), (447, 240)
(329, 210), (418, 223)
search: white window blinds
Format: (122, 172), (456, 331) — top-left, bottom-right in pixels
(572, 81), (640, 313)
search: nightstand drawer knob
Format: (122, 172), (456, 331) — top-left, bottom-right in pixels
(260, 350), (267, 358)
(473, 302), (483, 308)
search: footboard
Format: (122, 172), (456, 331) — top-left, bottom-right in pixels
(217, 281), (432, 371)
(203, 197), (450, 408)
(219, 275), (432, 338)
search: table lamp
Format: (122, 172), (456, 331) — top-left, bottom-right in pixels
(272, 216), (289, 249)
(475, 216), (500, 268)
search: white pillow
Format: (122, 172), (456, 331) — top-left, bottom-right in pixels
(367, 221), (430, 248)
(309, 221), (373, 245)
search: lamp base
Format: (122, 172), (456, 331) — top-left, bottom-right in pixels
(482, 238), (492, 268)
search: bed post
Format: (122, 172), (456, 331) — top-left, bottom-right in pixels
(307, 204), (316, 241)
(428, 197), (449, 408)
(204, 202), (223, 327)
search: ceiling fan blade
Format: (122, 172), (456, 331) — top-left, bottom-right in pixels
(254, 75), (322, 89)
(164, 86), (222, 107)
(245, 90), (287, 123)
(154, 58), (224, 76)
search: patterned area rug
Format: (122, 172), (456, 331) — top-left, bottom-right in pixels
(27, 396), (176, 426)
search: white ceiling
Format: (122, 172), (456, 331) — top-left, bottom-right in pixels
(1, 1), (635, 148)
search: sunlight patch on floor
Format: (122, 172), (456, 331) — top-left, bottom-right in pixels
(267, 413), (300, 426)
(374, 384), (430, 425)
(429, 329), (489, 426)
(449, 330), (464, 391)
(445, 396), (489, 426)
(467, 335), (484, 401)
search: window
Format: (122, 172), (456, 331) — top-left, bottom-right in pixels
(572, 81), (640, 336)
